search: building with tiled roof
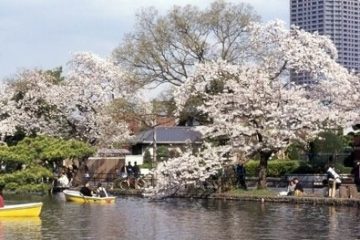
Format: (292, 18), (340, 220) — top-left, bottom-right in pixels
(131, 126), (202, 158)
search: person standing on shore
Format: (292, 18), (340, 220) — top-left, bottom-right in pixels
(326, 165), (341, 197)
(133, 162), (140, 178)
(351, 161), (360, 190)
(235, 162), (247, 190)
(126, 162), (134, 177)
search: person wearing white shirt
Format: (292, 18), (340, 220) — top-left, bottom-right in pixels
(58, 173), (70, 187)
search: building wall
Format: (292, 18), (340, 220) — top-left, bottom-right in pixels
(290, 0), (360, 82)
(127, 116), (176, 135)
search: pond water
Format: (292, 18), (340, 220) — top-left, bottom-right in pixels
(1, 194), (360, 240)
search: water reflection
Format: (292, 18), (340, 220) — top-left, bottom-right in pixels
(2, 194), (360, 240)
(0, 217), (41, 240)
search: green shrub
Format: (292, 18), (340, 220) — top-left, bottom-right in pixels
(0, 166), (52, 185)
(285, 141), (306, 160)
(156, 146), (169, 161)
(0, 135), (95, 193)
(0, 135), (95, 169)
(5, 183), (50, 193)
(143, 149), (152, 164)
(0, 164), (53, 193)
(291, 162), (317, 174)
(311, 131), (348, 154)
(334, 163), (352, 174)
(169, 149), (180, 158)
(140, 161), (153, 169)
(245, 160), (300, 177)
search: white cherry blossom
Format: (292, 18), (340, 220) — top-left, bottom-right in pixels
(147, 20), (360, 196)
(0, 52), (137, 146)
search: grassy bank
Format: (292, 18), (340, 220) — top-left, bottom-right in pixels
(225, 188), (278, 198)
(212, 188), (360, 208)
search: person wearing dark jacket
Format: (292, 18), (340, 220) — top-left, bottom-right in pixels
(293, 178), (304, 196)
(133, 162), (140, 178)
(80, 183), (93, 197)
(235, 162), (247, 190)
(351, 161), (360, 190)
(126, 162), (134, 177)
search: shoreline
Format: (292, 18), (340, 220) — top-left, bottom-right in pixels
(210, 193), (360, 207)
(109, 188), (360, 207)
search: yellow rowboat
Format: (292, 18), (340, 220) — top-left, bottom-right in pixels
(63, 190), (116, 204)
(0, 202), (43, 217)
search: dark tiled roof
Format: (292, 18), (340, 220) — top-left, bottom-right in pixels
(134, 127), (202, 144)
(96, 148), (130, 157)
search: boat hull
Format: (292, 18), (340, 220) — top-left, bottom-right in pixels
(0, 202), (43, 217)
(63, 190), (116, 204)
(51, 186), (69, 194)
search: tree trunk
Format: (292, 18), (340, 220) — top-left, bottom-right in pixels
(257, 152), (272, 189)
(152, 127), (157, 168)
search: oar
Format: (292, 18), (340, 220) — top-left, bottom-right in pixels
(79, 192), (88, 203)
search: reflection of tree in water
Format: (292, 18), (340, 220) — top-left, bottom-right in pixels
(327, 206), (360, 240)
(0, 217), (41, 239)
(0, 221), (3, 240)
(4, 197), (359, 240)
(328, 206), (338, 238)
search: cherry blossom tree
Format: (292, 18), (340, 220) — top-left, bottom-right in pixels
(0, 52), (138, 146)
(0, 69), (63, 138)
(113, 0), (260, 87)
(51, 52), (136, 145)
(144, 144), (231, 198)
(145, 20), (360, 196)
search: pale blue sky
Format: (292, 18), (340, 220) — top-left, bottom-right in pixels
(0, 0), (289, 80)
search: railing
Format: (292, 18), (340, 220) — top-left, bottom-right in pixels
(83, 171), (355, 194)
(84, 173), (118, 186)
(84, 173), (155, 188)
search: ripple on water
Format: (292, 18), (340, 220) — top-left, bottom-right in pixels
(3, 194), (360, 240)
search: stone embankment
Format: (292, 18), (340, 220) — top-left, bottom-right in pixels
(109, 187), (360, 207)
(211, 193), (360, 207)
(110, 188), (143, 196)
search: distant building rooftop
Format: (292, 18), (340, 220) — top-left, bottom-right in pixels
(133, 126), (202, 144)
(96, 148), (130, 157)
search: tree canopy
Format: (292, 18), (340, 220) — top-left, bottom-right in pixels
(0, 52), (139, 146)
(145, 20), (360, 197)
(0, 135), (95, 170)
(0, 135), (95, 192)
(113, 0), (260, 87)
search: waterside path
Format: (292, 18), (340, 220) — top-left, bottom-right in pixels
(110, 188), (360, 207)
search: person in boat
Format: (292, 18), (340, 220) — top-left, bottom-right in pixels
(95, 183), (108, 198)
(80, 183), (93, 197)
(0, 187), (4, 208)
